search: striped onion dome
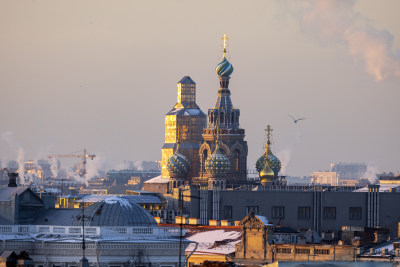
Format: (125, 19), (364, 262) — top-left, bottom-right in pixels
(216, 56), (234, 77)
(167, 144), (190, 177)
(205, 143), (230, 175)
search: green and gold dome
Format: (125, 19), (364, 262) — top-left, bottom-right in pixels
(256, 125), (281, 176)
(256, 148), (281, 176)
(259, 142), (275, 185)
(166, 143), (190, 178)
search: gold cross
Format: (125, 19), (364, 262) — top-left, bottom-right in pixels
(265, 125), (272, 144)
(221, 34), (229, 57)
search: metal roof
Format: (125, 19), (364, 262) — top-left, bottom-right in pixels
(32, 208), (81, 226)
(178, 76), (195, 84)
(73, 196), (158, 227)
(166, 108), (206, 116)
(0, 187), (29, 201)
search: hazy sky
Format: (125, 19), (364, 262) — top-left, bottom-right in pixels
(1, 0), (399, 177)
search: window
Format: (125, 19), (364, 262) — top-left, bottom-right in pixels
(298, 207), (311, 220)
(277, 248), (292, 254)
(323, 207), (336, 220)
(315, 249), (330, 255)
(349, 207), (362, 220)
(272, 206), (285, 219)
(223, 206), (232, 219)
(235, 150), (240, 171)
(295, 248), (310, 254)
(245, 206), (259, 215)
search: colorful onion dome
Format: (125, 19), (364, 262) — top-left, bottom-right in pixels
(255, 147), (281, 176)
(216, 56), (234, 77)
(167, 145), (190, 177)
(205, 143), (230, 175)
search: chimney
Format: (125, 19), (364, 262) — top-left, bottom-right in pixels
(8, 171), (18, 187)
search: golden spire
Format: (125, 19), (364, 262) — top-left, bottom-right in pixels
(221, 34), (229, 58)
(215, 125), (220, 145)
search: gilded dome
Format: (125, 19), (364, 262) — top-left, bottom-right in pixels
(259, 156), (274, 184)
(216, 56), (234, 77)
(205, 144), (230, 175)
(167, 145), (190, 177)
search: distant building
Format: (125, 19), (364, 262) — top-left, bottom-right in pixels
(0, 176), (187, 266)
(311, 172), (339, 186)
(331, 162), (367, 180)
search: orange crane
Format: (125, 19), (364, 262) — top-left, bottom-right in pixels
(48, 149), (95, 177)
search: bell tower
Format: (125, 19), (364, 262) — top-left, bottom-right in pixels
(199, 34), (248, 183)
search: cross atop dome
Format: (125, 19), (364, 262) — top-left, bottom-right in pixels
(222, 34), (229, 58)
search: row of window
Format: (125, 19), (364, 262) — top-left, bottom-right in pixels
(223, 206), (363, 220)
(276, 248), (330, 255)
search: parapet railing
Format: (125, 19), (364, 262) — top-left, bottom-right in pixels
(223, 184), (362, 192)
(0, 225), (183, 237)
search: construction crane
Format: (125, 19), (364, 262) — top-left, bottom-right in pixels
(48, 149), (95, 177)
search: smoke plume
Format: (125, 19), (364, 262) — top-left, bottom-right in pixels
(364, 164), (379, 184)
(1, 132), (27, 184)
(277, 149), (292, 175)
(282, 0), (400, 81)
(86, 156), (106, 180)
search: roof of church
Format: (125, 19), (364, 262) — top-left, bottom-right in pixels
(178, 76), (195, 84)
(166, 107), (206, 116)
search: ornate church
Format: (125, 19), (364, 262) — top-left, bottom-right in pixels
(161, 35), (282, 190)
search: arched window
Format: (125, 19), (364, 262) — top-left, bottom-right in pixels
(235, 149), (240, 171)
(202, 149), (208, 171)
(220, 112), (224, 124)
(210, 112), (213, 124)
(231, 113), (235, 124)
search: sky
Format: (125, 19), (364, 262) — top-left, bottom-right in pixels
(0, 0), (399, 177)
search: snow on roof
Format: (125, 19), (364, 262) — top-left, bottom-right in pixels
(255, 215), (273, 226)
(104, 196), (132, 209)
(185, 229), (242, 255)
(354, 184), (400, 192)
(144, 175), (169, 184)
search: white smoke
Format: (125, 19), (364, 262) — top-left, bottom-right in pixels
(133, 160), (144, 171)
(281, 0), (400, 81)
(86, 156), (106, 180)
(49, 158), (59, 179)
(1, 132), (27, 184)
(113, 160), (132, 170)
(364, 164), (379, 184)
(276, 149), (292, 175)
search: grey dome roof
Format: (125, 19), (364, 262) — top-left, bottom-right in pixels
(72, 196), (157, 227)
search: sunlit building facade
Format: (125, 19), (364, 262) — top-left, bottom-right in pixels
(161, 76), (207, 182)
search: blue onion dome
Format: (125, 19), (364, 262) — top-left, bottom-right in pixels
(255, 145), (281, 176)
(167, 144), (190, 177)
(216, 56), (234, 77)
(205, 143), (230, 175)
(267, 147), (281, 175)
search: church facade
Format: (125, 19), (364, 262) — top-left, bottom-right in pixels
(161, 35), (249, 189)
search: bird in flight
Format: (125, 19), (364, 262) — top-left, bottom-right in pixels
(289, 115), (306, 123)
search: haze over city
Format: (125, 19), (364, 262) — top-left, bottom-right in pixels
(1, 0), (399, 177)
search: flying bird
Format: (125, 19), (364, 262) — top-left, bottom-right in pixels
(288, 115), (306, 123)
